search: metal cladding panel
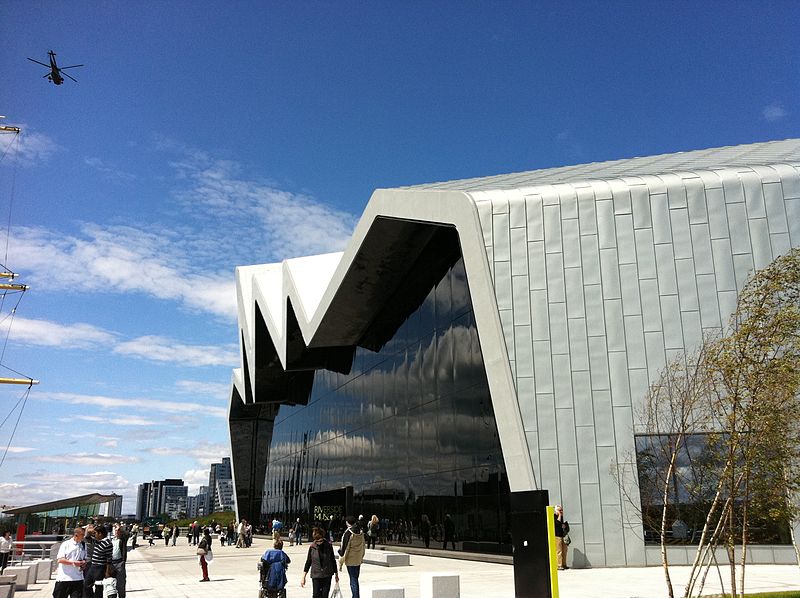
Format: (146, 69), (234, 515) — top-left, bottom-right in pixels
(528, 241), (546, 290)
(771, 232), (791, 257)
(512, 274), (531, 326)
(546, 253), (566, 302)
(565, 268), (585, 318)
(567, 318), (590, 372)
(764, 182), (789, 232)
(538, 395), (558, 450)
(655, 243), (678, 294)
(640, 278), (662, 332)
(518, 376), (536, 431)
(788, 199), (800, 244)
(514, 324), (534, 378)
(526, 195), (544, 240)
(556, 411), (579, 466)
(634, 228), (657, 279)
(530, 290), (549, 340)
(576, 427), (601, 484)
(549, 302), (568, 355)
(711, 238), (736, 291)
(750, 217), (773, 268)
(510, 227), (529, 277)
(623, 315), (646, 369)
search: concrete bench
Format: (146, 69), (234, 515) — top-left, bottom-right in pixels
(1, 567), (30, 591)
(0, 574), (16, 598)
(32, 559), (53, 581)
(421, 572), (460, 598)
(362, 549), (410, 567)
(365, 586), (404, 598)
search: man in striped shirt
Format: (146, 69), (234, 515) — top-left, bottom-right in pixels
(83, 526), (112, 598)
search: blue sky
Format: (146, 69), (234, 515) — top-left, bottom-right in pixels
(0, 1), (798, 514)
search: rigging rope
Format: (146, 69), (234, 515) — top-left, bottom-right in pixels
(0, 289), (24, 366)
(0, 384), (31, 469)
(3, 132), (19, 265)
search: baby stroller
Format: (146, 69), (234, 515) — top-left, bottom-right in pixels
(258, 548), (290, 598)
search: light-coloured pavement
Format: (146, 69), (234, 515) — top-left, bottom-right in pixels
(22, 537), (800, 598)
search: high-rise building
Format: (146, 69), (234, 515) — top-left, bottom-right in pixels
(215, 479), (234, 512)
(207, 457), (232, 514)
(137, 479), (187, 519)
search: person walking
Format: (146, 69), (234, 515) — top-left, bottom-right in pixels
(0, 530), (12, 573)
(442, 514), (456, 550)
(111, 524), (128, 598)
(163, 525), (170, 547)
(197, 528), (212, 582)
(129, 524), (138, 551)
(53, 527), (86, 598)
(236, 519), (246, 548)
(419, 514), (431, 549)
(171, 524), (178, 546)
(294, 518), (304, 545)
(84, 525), (112, 598)
(192, 521), (200, 546)
(301, 527), (338, 598)
(554, 505), (570, 570)
(366, 515), (379, 550)
(338, 516), (365, 598)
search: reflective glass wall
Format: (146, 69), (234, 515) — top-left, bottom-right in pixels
(262, 249), (511, 553)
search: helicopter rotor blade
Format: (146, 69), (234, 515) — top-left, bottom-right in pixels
(42, 73), (51, 79)
(60, 64), (84, 70)
(62, 71), (79, 83)
(27, 57), (50, 68)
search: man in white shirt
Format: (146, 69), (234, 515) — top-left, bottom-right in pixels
(53, 527), (86, 598)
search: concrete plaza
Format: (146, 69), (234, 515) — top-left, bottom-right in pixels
(22, 537), (800, 598)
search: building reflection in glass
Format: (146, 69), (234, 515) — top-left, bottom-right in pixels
(261, 248), (512, 553)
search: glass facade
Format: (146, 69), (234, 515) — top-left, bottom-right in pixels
(261, 249), (511, 552)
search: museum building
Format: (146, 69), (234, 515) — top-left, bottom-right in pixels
(228, 139), (800, 567)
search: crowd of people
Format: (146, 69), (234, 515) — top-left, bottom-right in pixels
(34, 506), (552, 597)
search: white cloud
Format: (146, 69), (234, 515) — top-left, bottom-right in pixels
(763, 103), (788, 122)
(175, 380), (231, 400)
(9, 225), (237, 320)
(31, 452), (140, 465)
(182, 468), (210, 493)
(38, 391), (227, 419)
(146, 442), (229, 468)
(84, 157), (136, 181)
(169, 150), (357, 260)
(114, 336), (238, 367)
(8, 315), (235, 368)
(66, 415), (157, 427)
(5, 446), (35, 453)
(0, 127), (59, 166)
(7, 142), (358, 324)
(9, 316), (116, 348)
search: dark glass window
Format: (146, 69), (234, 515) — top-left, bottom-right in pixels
(261, 248), (511, 554)
(635, 434), (792, 545)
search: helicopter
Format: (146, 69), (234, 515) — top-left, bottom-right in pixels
(27, 50), (83, 85)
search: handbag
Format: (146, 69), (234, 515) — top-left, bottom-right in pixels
(196, 547), (207, 555)
(563, 533), (572, 546)
(330, 581), (341, 598)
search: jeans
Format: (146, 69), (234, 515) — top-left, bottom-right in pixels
(311, 576), (332, 598)
(199, 554), (209, 580)
(53, 580), (83, 598)
(346, 565), (361, 598)
(83, 563), (105, 598)
(111, 560), (126, 598)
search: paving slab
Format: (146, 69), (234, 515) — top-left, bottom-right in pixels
(21, 538), (800, 598)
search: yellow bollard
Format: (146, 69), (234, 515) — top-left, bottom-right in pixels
(546, 505), (560, 598)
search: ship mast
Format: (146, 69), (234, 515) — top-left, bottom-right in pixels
(0, 119), (38, 386)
